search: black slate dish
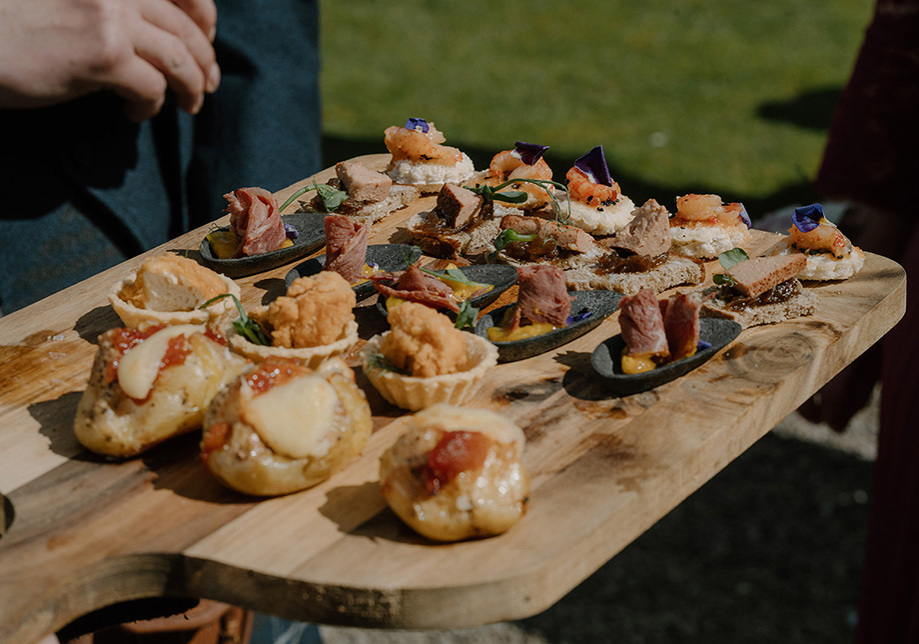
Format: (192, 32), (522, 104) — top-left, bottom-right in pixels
(374, 264), (518, 320)
(590, 318), (742, 396)
(198, 213), (327, 278)
(285, 244), (423, 301)
(475, 290), (622, 362)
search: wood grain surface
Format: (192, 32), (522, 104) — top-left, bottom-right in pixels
(0, 156), (906, 643)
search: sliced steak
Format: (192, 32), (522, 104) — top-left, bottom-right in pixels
(517, 264), (573, 326)
(618, 288), (669, 357)
(324, 214), (368, 283)
(224, 187), (287, 257)
(661, 291), (701, 361)
(436, 183), (482, 229)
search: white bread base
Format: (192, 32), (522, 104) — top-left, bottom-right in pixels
(387, 154), (476, 193)
(767, 237), (866, 281)
(670, 222), (751, 259)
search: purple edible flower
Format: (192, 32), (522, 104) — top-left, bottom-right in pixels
(738, 204), (751, 229)
(284, 223), (299, 240)
(573, 146), (613, 187)
(697, 340), (712, 351)
(405, 118), (429, 133)
(791, 203), (824, 233)
(513, 141), (549, 166)
(566, 310), (593, 324)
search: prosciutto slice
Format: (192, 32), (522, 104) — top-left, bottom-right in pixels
(517, 265), (572, 326)
(660, 292), (701, 361)
(224, 187), (286, 257)
(618, 288), (669, 358)
(374, 264), (460, 312)
(324, 214), (368, 283)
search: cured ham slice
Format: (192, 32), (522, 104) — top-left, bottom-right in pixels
(660, 292), (701, 361)
(224, 187), (287, 257)
(324, 215), (368, 283)
(517, 265), (573, 326)
(618, 288), (669, 358)
(374, 264), (460, 313)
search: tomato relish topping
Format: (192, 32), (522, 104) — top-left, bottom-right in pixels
(244, 358), (310, 396)
(423, 430), (492, 495)
(104, 326), (164, 383)
(204, 328), (227, 346)
(202, 422), (231, 462)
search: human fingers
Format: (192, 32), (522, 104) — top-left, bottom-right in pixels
(135, 0), (220, 112)
(106, 54), (168, 122)
(171, 0), (218, 42)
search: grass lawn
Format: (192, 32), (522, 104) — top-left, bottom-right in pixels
(319, 0), (872, 218)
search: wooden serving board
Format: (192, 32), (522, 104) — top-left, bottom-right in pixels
(0, 155), (906, 643)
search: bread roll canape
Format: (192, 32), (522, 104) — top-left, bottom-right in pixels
(380, 404), (529, 542)
(74, 324), (247, 457)
(361, 302), (498, 411)
(201, 357), (372, 496)
(229, 271), (359, 368)
(109, 255), (240, 328)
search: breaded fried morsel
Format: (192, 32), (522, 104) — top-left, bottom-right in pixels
(380, 302), (467, 377)
(267, 272), (356, 348)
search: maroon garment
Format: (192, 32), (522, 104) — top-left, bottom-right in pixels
(856, 224), (919, 644)
(815, 1), (919, 218)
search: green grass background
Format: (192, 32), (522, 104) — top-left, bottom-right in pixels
(319, 0), (873, 218)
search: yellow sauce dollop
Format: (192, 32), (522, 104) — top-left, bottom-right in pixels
(207, 230), (293, 259)
(620, 349), (659, 375)
(487, 322), (558, 343)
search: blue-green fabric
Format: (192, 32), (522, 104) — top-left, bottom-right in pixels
(0, 0), (321, 314)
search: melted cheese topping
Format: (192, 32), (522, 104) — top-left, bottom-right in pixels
(240, 375), (338, 459)
(412, 404), (525, 450)
(117, 324), (203, 399)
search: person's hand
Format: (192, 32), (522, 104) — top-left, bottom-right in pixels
(0, 0), (219, 121)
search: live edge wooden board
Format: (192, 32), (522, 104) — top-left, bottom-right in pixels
(0, 155), (906, 643)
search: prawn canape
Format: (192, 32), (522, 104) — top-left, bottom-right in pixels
(201, 357), (372, 496)
(229, 271), (359, 368)
(74, 324), (247, 458)
(384, 118), (476, 192)
(110, 254), (241, 329)
(668, 193), (752, 259)
(551, 146), (636, 236)
(379, 404), (529, 542)
(361, 302), (498, 411)
(767, 203), (865, 281)
(482, 141), (555, 211)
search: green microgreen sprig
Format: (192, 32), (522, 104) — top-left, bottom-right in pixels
(199, 293), (271, 346)
(465, 178), (572, 224)
(365, 352), (412, 376)
(278, 180), (349, 213)
(492, 228), (538, 252)
(418, 266), (491, 292)
(454, 299), (480, 330)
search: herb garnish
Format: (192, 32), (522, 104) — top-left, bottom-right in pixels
(365, 352), (412, 375)
(492, 228), (538, 252)
(454, 300), (480, 330)
(278, 180), (349, 213)
(465, 178), (572, 224)
(712, 248), (750, 286)
(199, 293), (271, 346)
(418, 266), (491, 292)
